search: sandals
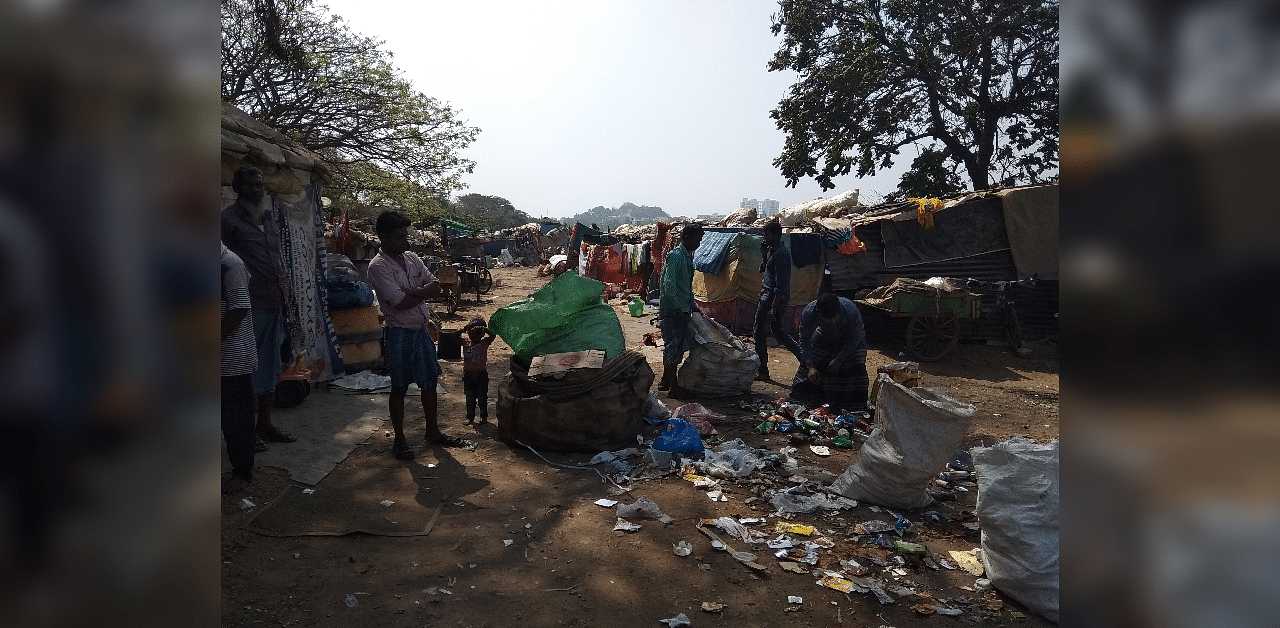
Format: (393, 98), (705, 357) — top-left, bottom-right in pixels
(430, 434), (474, 449)
(392, 441), (416, 460)
(254, 438), (269, 453)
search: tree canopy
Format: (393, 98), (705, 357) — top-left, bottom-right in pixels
(769, 0), (1058, 193)
(453, 194), (534, 231)
(221, 0), (480, 209)
(572, 202), (670, 230)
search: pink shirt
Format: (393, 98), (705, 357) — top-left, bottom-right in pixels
(367, 250), (436, 330)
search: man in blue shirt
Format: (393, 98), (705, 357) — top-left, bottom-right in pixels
(754, 220), (803, 381)
(791, 293), (870, 411)
(657, 224), (704, 399)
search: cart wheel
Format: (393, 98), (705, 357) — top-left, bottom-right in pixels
(906, 313), (959, 362)
(274, 380), (310, 408)
(478, 269), (493, 294)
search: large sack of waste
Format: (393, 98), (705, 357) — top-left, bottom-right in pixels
(974, 438), (1059, 623)
(497, 351), (653, 453)
(830, 375), (975, 509)
(719, 207), (757, 227)
(676, 313), (759, 396)
(490, 273), (625, 360)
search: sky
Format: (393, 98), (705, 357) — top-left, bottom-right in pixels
(321, 0), (912, 222)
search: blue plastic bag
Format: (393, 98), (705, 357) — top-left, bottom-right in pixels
(652, 419), (704, 455)
(325, 274), (374, 309)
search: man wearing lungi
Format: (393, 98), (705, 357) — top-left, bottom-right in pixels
(368, 211), (473, 460)
(791, 293), (870, 411)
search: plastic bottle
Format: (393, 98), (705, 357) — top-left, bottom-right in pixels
(628, 296), (644, 317)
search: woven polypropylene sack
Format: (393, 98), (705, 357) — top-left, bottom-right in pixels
(676, 313), (758, 396)
(496, 352), (653, 453)
(974, 438), (1059, 623)
(830, 376), (975, 509)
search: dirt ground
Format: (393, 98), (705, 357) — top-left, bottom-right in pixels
(221, 265), (1059, 628)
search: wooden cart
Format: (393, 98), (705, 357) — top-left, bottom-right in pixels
(855, 286), (981, 362)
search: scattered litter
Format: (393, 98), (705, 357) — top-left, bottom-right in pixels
(698, 564), (712, 571)
(854, 520), (894, 535)
(817, 575), (856, 593)
(809, 445), (831, 457)
(439, 589), (452, 595)
(739, 518), (763, 525)
(868, 505), (882, 512)
(911, 604), (936, 615)
(344, 593), (358, 608)
(292, 552), (300, 558)
(974, 578), (992, 591)
(713, 517), (747, 540)
(659, 612), (691, 627)
(423, 587), (437, 595)
(962, 522), (980, 530)
(594, 498), (619, 508)
(936, 606), (963, 616)
(613, 519), (642, 533)
(672, 541), (693, 557)
(767, 536), (794, 549)
(706, 490), (728, 502)
(788, 596), (803, 604)
(701, 601), (725, 612)
(894, 541), (927, 555)
(731, 551), (757, 563)
(779, 562), (808, 574)
(770, 491), (826, 514)
(774, 522), (815, 536)
(380, 500), (395, 507)
(503, 540), (513, 546)
(301, 489), (315, 494)
(617, 496), (673, 522)
(948, 550), (984, 576)
(239, 498), (256, 511)
(938, 558), (957, 570)
(589, 451), (618, 465)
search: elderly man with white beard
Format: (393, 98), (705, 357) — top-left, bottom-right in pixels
(221, 165), (296, 450)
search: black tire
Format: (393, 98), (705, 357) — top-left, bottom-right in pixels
(1003, 306), (1023, 352)
(906, 313), (959, 362)
(274, 380), (310, 408)
(478, 269), (493, 294)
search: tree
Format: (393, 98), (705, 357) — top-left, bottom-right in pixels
(221, 0), (480, 203)
(895, 147), (966, 198)
(769, 0), (1058, 191)
(454, 194), (534, 231)
(572, 203), (670, 230)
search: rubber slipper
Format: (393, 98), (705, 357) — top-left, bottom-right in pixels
(430, 434), (474, 448)
(254, 438), (269, 453)
(392, 442), (416, 460)
(258, 426), (297, 443)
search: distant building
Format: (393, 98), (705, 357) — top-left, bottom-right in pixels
(697, 213), (726, 222)
(740, 198), (760, 210)
(761, 199), (780, 216)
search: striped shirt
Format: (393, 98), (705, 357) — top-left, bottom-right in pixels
(659, 244), (696, 316)
(221, 244), (258, 377)
(368, 250), (436, 330)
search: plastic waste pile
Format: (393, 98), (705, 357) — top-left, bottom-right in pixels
(743, 397), (873, 449)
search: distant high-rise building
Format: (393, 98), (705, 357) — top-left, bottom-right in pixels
(740, 198), (760, 210)
(761, 199), (780, 216)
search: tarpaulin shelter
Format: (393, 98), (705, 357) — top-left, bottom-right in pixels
(824, 182), (1058, 338)
(691, 231), (826, 335)
(221, 102), (346, 381)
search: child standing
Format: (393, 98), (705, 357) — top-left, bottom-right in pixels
(453, 318), (496, 424)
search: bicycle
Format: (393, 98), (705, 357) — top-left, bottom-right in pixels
(966, 277), (1036, 353)
(455, 256), (493, 299)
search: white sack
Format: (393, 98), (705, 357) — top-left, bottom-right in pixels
(676, 313), (758, 396)
(973, 437), (1059, 623)
(830, 375), (975, 509)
